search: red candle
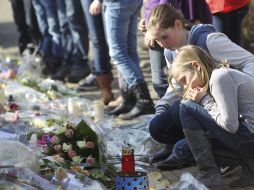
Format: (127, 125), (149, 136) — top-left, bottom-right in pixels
(121, 148), (135, 174)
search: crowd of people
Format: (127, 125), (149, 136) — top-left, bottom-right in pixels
(9, 0), (254, 188)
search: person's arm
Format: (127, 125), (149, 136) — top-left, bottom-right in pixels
(207, 33), (254, 78)
(155, 49), (182, 115)
(155, 80), (182, 115)
(201, 69), (239, 134)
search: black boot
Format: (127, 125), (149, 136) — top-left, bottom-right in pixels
(109, 86), (135, 116)
(183, 129), (222, 188)
(150, 144), (173, 164)
(119, 82), (155, 120)
(156, 154), (194, 170)
(52, 60), (72, 81)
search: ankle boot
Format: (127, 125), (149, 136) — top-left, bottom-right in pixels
(150, 144), (173, 164)
(96, 74), (114, 105)
(109, 86), (135, 116)
(119, 82), (155, 120)
(183, 129), (222, 188)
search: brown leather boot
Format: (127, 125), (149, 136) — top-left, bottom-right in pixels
(96, 74), (114, 105)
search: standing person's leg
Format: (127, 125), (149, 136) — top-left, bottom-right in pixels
(104, 0), (144, 87)
(10, 0), (31, 54)
(80, 0), (114, 104)
(40, 0), (62, 60)
(53, 0), (75, 81)
(23, 0), (41, 49)
(212, 13), (224, 33)
(32, 0), (54, 74)
(149, 43), (168, 98)
(64, 0), (90, 83)
(104, 0), (154, 119)
(226, 4), (249, 45)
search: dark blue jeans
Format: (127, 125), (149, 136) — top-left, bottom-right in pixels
(56, 0), (89, 65)
(212, 4), (249, 45)
(149, 101), (193, 161)
(149, 101), (183, 145)
(32, 0), (62, 59)
(81, 0), (111, 75)
(149, 42), (168, 98)
(180, 100), (254, 157)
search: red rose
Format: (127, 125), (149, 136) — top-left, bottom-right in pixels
(68, 150), (77, 158)
(86, 141), (95, 149)
(86, 155), (95, 165)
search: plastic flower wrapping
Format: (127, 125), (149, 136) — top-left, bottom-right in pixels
(39, 120), (100, 165)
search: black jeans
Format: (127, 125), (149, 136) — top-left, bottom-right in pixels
(212, 4), (249, 45)
(10, 0), (41, 54)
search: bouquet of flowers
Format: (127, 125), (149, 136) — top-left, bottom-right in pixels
(40, 120), (100, 165)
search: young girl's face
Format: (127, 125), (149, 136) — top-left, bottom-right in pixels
(174, 70), (203, 90)
(147, 20), (185, 50)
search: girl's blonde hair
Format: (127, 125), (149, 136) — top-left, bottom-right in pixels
(168, 45), (216, 98)
(147, 4), (192, 30)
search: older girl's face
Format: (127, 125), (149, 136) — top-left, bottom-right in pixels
(147, 20), (185, 50)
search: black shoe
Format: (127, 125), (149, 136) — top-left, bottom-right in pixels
(76, 73), (97, 91)
(156, 154), (194, 171)
(65, 64), (90, 83)
(52, 63), (71, 81)
(42, 57), (62, 76)
(150, 144), (172, 164)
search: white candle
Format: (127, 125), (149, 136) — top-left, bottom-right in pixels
(93, 100), (104, 122)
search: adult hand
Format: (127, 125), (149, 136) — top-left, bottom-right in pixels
(185, 87), (207, 103)
(139, 18), (147, 33)
(89, 0), (102, 16)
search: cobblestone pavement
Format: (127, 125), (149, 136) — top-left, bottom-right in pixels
(1, 1), (254, 189)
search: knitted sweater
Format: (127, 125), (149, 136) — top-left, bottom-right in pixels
(201, 68), (254, 134)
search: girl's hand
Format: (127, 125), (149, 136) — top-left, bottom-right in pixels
(185, 87), (207, 103)
(89, 0), (102, 16)
(144, 32), (155, 48)
(139, 18), (147, 33)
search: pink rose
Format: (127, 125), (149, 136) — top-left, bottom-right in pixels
(86, 141), (95, 149)
(65, 129), (74, 138)
(68, 150), (77, 158)
(86, 155), (95, 165)
(43, 146), (49, 154)
(50, 136), (59, 145)
(53, 144), (62, 153)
